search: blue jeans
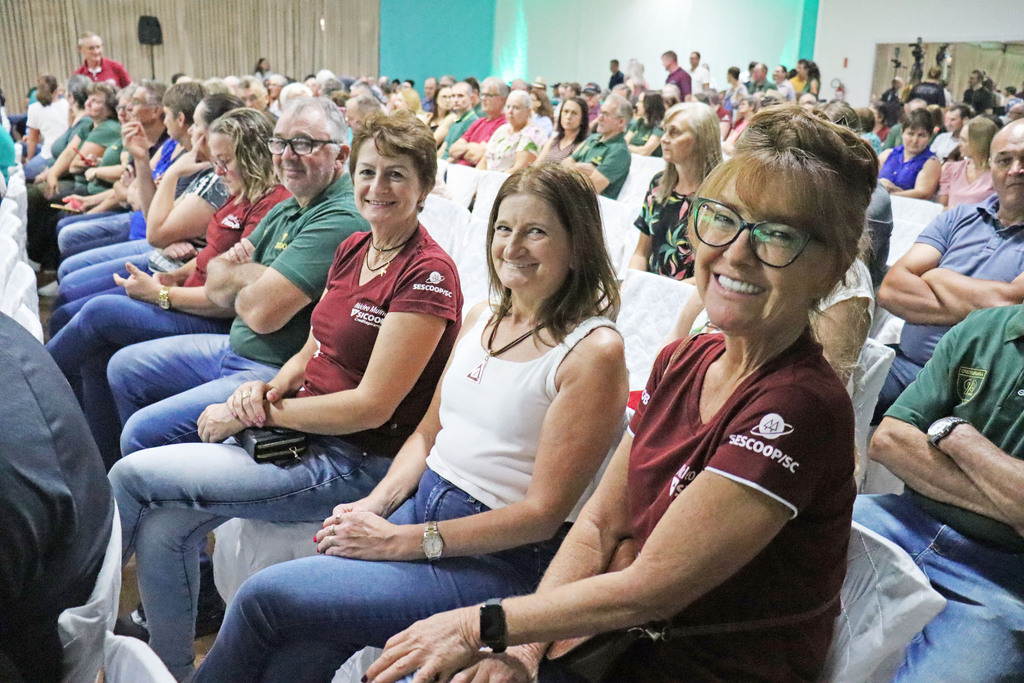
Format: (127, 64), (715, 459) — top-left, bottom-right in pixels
(108, 334), (279, 457)
(853, 494), (1024, 682)
(109, 435), (394, 680)
(193, 468), (568, 683)
(23, 153), (48, 181)
(51, 241), (153, 336)
(46, 294), (233, 468)
(56, 211), (131, 260)
(871, 348), (925, 424)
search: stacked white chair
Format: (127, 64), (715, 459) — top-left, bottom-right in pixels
(470, 169), (509, 223)
(818, 522), (945, 683)
(420, 194), (472, 262)
(454, 217), (491, 309)
(597, 195), (639, 277)
(2, 260), (39, 317)
(848, 339), (895, 490)
(0, 167), (6, 197)
(0, 233), (18, 288)
(102, 634), (176, 682)
(887, 197), (943, 267)
(57, 508), (122, 683)
(213, 518), (318, 605)
(616, 269), (695, 391)
(444, 163), (482, 209)
(615, 154), (663, 214)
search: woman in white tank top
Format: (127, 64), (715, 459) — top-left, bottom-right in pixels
(195, 164), (629, 682)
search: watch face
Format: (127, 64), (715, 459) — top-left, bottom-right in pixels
(423, 534), (443, 558)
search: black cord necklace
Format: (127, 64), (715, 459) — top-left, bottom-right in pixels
(365, 232), (415, 278)
(466, 321), (543, 384)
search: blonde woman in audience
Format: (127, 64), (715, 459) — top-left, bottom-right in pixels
(722, 95), (759, 156)
(367, 103), (878, 683)
(938, 116), (997, 210)
(479, 90), (546, 172)
(23, 75), (69, 181)
(534, 96), (589, 165)
(531, 89), (555, 137)
(625, 58), (648, 100)
(628, 102), (721, 279)
(193, 163), (627, 683)
(389, 88), (425, 117)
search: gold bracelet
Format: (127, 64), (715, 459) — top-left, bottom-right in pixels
(158, 286), (172, 310)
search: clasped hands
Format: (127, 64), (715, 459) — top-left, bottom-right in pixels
(197, 380), (281, 443)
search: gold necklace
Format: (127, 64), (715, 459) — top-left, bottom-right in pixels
(365, 249), (398, 278)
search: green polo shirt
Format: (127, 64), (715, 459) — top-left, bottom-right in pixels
(74, 118), (120, 186)
(85, 138), (123, 194)
(572, 132), (631, 199)
(887, 304), (1024, 551)
(229, 173), (369, 367)
(442, 109), (479, 160)
(626, 119), (664, 157)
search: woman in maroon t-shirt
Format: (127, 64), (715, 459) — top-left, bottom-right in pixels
(368, 106), (879, 683)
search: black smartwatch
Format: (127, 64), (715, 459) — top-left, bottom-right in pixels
(479, 598), (507, 653)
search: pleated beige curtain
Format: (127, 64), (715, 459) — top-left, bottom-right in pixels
(872, 41), (1024, 104)
(1, 0), (379, 112)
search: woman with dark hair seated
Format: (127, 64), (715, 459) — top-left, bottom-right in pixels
(534, 96), (589, 164)
(625, 91), (666, 157)
(878, 109), (941, 199)
(366, 105), (877, 683)
(47, 107), (290, 467)
(23, 75), (69, 181)
(191, 163), (627, 682)
(107, 111), (466, 680)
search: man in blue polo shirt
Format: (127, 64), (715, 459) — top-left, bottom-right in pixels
(874, 119), (1024, 420)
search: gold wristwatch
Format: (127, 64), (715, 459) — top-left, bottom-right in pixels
(158, 286), (172, 310)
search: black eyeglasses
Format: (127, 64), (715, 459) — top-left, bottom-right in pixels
(691, 197), (812, 268)
(267, 136), (342, 156)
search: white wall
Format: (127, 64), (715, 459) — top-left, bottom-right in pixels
(816, 0), (1024, 106)
(493, 0), (807, 93)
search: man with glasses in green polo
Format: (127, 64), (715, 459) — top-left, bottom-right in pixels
(563, 93), (633, 199)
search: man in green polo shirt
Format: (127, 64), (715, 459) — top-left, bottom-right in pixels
(110, 97), (369, 455)
(856, 303), (1024, 680)
(438, 81), (478, 161)
(563, 93), (632, 199)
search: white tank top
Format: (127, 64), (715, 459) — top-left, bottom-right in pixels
(426, 314), (618, 515)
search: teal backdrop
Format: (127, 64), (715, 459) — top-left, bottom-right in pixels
(379, 0), (496, 92)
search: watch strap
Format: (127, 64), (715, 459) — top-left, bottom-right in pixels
(479, 598), (507, 653)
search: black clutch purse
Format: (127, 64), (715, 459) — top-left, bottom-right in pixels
(236, 427), (309, 463)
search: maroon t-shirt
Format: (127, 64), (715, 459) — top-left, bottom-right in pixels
(624, 332), (855, 681)
(74, 58), (131, 88)
(665, 67), (693, 100)
(184, 185), (291, 288)
(298, 226), (463, 456)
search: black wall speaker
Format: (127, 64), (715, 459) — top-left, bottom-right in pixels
(138, 16), (163, 46)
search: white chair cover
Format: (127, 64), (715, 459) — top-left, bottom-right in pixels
(0, 233), (19, 290)
(616, 269), (695, 391)
(0, 205), (26, 261)
(420, 194), (472, 262)
(597, 195), (638, 276)
(887, 196), (943, 267)
(2, 260), (38, 317)
(615, 154), (663, 214)
(0, 167), (6, 198)
(848, 340), (895, 490)
(332, 646), (385, 683)
(14, 302), (43, 343)
(470, 169), (509, 223)
(4, 170), (27, 222)
(454, 218), (491, 311)
(818, 522), (946, 683)
(212, 518), (318, 606)
(444, 163), (482, 209)
(102, 633), (176, 683)
(868, 307), (904, 346)
(58, 506), (121, 683)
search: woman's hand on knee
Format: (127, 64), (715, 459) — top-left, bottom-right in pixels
(197, 402), (245, 443)
(450, 655), (535, 683)
(226, 381), (279, 427)
(314, 511), (413, 560)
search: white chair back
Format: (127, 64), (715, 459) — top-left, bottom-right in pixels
(3, 171), (27, 222)
(0, 233), (19, 289)
(818, 522), (945, 683)
(887, 197), (943, 266)
(470, 169), (509, 223)
(849, 339), (895, 490)
(14, 303), (43, 343)
(420, 194), (472, 262)
(597, 195), (639, 277)
(0, 203), (26, 260)
(102, 633), (176, 682)
(615, 154), (663, 214)
(868, 308), (904, 346)
(617, 269), (695, 390)
(2, 260), (38, 317)
(454, 218), (491, 312)
(58, 506), (121, 683)
(444, 163), (481, 209)
(213, 518), (318, 606)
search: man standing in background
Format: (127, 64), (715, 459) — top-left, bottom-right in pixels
(73, 32), (131, 88)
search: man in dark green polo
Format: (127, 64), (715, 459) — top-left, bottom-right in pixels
(856, 303), (1024, 680)
(563, 94), (632, 199)
(438, 81), (479, 161)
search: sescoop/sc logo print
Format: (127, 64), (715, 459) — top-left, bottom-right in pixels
(750, 413), (793, 439)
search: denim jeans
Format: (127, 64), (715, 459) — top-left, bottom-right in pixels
(109, 435), (394, 680)
(46, 294), (232, 468)
(56, 211), (131, 260)
(871, 348), (925, 424)
(853, 494), (1024, 682)
(193, 468), (568, 683)
(51, 241), (153, 336)
(108, 334), (279, 457)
